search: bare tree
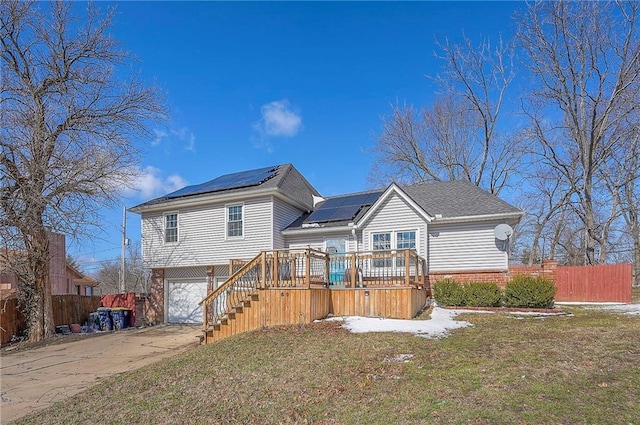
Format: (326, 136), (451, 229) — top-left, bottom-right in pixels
(370, 34), (521, 195)
(0, 1), (165, 341)
(517, 1), (640, 265)
(95, 242), (150, 295)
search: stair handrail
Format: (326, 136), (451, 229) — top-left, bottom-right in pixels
(199, 252), (266, 328)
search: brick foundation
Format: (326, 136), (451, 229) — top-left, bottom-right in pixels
(428, 260), (558, 288)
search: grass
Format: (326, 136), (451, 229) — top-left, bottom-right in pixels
(15, 307), (639, 425)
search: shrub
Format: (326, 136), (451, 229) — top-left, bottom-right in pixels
(464, 281), (502, 307)
(504, 275), (556, 308)
(433, 278), (465, 306)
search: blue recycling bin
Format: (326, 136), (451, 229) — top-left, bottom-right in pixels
(110, 308), (129, 330)
(96, 307), (112, 331)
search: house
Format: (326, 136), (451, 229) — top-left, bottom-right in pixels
(0, 232), (98, 296)
(130, 163), (523, 328)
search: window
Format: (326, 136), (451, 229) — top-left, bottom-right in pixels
(396, 231), (416, 267)
(372, 232), (392, 267)
(227, 205), (243, 237)
(165, 213), (178, 243)
(372, 230), (417, 268)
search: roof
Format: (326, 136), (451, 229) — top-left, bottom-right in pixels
(66, 264), (99, 287)
(129, 163), (320, 213)
(401, 180), (523, 219)
(285, 179), (523, 232)
(286, 189), (385, 230)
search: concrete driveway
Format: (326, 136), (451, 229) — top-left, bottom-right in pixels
(0, 324), (200, 423)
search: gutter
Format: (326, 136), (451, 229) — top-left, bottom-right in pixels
(129, 187), (312, 214)
(429, 211), (524, 224)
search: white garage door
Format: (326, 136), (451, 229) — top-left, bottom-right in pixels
(167, 280), (208, 323)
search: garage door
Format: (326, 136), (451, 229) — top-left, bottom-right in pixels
(167, 280), (208, 323)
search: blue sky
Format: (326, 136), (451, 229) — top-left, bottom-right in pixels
(70, 1), (526, 273)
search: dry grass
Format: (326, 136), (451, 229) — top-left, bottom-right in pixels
(15, 307), (639, 425)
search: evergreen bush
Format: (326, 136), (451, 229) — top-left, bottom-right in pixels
(464, 281), (502, 307)
(504, 275), (556, 308)
(433, 278), (465, 306)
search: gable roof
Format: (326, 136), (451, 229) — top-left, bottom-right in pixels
(130, 163), (320, 213)
(284, 179), (523, 233)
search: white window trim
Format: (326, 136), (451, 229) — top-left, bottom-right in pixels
(371, 229), (419, 268)
(225, 203), (245, 240)
(370, 229), (419, 252)
(163, 212), (179, 245)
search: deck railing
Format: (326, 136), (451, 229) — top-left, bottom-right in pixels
(201, 248), (426, 330)
(200, 248), (329, 328)
(328, 249), (426, 288)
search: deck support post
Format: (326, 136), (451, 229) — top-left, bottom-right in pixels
(405, 250), (411, 286)
(261, 251), (267, 289)
(305, 249), (311, 287)
(325, 254), (330, 288)
(273, 250), (279, 287)
(350, 253), (357, 288)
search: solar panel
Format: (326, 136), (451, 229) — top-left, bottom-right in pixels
(306, 208), (336, 222)
(329, 204), (362, 221)
(165, 166), (279, 199)
(305, 190), (385, 223)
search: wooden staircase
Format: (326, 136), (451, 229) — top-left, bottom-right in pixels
(199, 249), (331, 344)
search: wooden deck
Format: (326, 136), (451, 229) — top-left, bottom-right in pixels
(201, 249), (430, 344)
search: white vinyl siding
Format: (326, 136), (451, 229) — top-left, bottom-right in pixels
(273, 197), (305, 249)
(428, 221), (508, 271)
(141, 197), (275, 268)
(361, 193), (428, 259)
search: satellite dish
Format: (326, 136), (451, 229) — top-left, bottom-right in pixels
(494, 224), (513, 241)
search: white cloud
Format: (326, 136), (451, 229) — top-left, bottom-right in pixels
(126, 166), (188, 200)
(170, 127), (196, 151)
(151, 127), (195, 151)
(254, 99), (302, 138)
(152, 129), (168, 146)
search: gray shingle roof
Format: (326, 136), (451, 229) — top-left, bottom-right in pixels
(285, 180), (522, 230)
(401, 180), (522, 219)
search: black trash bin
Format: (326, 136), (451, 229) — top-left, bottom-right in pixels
(96, 307), (112, 331)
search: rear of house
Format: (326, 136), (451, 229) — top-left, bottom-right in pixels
(130, 163), (523, 324)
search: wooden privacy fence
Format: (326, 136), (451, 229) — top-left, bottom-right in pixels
(555, 263), (633, 303)
(1, 294), (101, 345)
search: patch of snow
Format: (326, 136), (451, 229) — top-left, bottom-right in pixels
(584, 303), (640, 316)
(339, 307), (484, 339)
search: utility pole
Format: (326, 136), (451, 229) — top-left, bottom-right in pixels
(120, 206), (127, 293)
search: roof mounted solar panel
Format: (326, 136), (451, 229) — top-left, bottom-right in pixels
(165, 165), (279, 199)
(304, 190), (385, 223)
(329, 204), (362, 221)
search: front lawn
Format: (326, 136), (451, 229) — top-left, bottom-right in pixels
(16, 307), (639, 425)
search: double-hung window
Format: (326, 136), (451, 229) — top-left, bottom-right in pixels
(395, 231), (416, 267)
(164, 213), (178, 243)
(372, 232), (392, 267)
(227, 204), (243, 238)
(372, 230), (417, 268)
